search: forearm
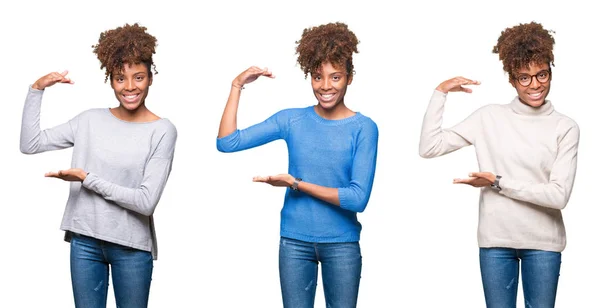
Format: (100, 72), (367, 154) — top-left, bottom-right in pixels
(83, 172), (168, 216)
(297, 181), (340, 206)
(82, 156), (174, 216)
(218, 85), (242, 138)
(20, 87), (44, 154)
(499, 179), (571, 210)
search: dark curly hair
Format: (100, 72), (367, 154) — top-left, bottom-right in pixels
(492, 21), (555, 80)
(295, 22), (359, 78)
(92, 23), (158, 82)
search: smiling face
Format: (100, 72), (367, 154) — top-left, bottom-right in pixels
(511, 62), (552, 108)
(310, 62), (353, 114)
(110, 62), (152, 111)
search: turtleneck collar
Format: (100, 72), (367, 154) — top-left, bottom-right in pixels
(509, 96), (554, 116)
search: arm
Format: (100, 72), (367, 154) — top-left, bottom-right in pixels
(254, 120), (379, 213)
(419, 77), (480, 158)
(336, 120), (379, 213)
(20, 71), (76, 154)
(82, 126), (178, 216)
(498, 121), (580, 210)
(217, 66), (274, 138)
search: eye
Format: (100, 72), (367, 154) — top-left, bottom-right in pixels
(136, 76), (144, 81)
(313, 76), (322, 81)
(115, 77), (124, 83)
(332, 75), (341, 81)
(537, 71), (549, 79)
(518, 75), (530, 82)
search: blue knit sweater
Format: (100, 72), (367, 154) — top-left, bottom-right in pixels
(217, 106), (378, 242)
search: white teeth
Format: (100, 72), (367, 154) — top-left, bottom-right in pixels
(528, 92), (542, 98)
(320, 93), (335, 102)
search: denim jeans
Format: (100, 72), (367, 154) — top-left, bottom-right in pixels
(70, 233), (153, 308)
(479, 248), (561, 308)
(279, 237), (362, 308)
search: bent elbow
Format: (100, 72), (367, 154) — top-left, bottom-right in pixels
(344, 196), (369, 213)
(20, 144), (37, 154)
(418, 143), (437, 158)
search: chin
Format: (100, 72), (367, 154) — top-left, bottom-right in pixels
(121, 102), (142, 111)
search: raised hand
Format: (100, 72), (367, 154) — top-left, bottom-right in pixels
(252, 173), (294, 187)
(453, 172), (496, 187)
(45, 168), (87, 182)
(436, 76), (480, 94)
(232, 66), (275, 89)
(32, 70), (74, 90)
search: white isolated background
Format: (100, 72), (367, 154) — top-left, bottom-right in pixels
(1, 0), (597, 307)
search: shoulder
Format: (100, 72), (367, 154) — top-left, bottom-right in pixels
(353, 113), (379, 138)
(154, 119), (178, 137)
(552, 111), (579, 137)
(273, 107), (311, 119)
(356, 113), (378, 130)
(269, 107), (312, 126)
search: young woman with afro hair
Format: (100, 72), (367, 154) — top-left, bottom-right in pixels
(419, 22), (579, 307)
(217, 22), (378, 307)
(20, 23), (177, 307)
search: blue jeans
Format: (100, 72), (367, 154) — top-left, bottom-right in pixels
(70, 233), (153, 308)
(480, 248), (561, 308)
(279, 237), (362, 308)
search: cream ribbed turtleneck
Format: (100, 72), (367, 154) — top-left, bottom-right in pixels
(420, 90), (579, 252)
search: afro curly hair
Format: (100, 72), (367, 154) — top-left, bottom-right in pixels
(92, 23), (158, 82)
(295, 22), (359, 78)
(492, 21), (555, 80)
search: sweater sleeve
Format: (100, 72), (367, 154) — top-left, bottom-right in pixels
(338, 119), (378, 213)
(82, 125), (177, 216)
(20, 86), (76, 154)
(216, 110), (287, 152)
(419, 90), (480, 158)
(499, 120), (579, 210)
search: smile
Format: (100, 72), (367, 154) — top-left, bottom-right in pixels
(122, 93), (140, 103)
(319, 93), (336, 102)
(527, 91), (543, 99)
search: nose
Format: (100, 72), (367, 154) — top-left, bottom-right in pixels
(321, 78), (332, 90)
(529, 76), (541, 88)
(125, 79), (136, 91)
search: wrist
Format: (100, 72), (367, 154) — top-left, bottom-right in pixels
(491, 175), (502, 191)
(290, 176), (302, 191)
(32, 83), (44, 91)
(435, 86), (447, 94)
(231, 83), (245, 90)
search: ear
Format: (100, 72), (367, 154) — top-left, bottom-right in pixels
(509, 78), (516, 88)
(149, 75), (153, 86)
(347, 73), (353, 85)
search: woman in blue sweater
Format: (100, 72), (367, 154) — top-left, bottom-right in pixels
(217, 22), (378, 307)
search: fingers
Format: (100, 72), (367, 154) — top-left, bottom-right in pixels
(34, 71), (74, 90)
(44, 170), (63, 178)
(453, 177), (473, 184)
(53, 71), (73, 84)
(252, 176), (270, 182)
(437, 76), (480, 93)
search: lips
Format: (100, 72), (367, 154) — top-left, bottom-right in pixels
(122, 93), (140, 103)
(319, 93), (337, 102)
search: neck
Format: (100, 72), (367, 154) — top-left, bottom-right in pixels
(314, 102), (355, 120)
(510, 97), (554, 116)
(111, 103), (156, 122)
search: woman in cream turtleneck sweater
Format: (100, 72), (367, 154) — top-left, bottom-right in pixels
(419, 22), (579, 308)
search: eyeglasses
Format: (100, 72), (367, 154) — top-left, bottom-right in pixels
(514, 69), (551, 87)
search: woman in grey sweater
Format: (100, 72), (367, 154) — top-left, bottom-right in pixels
(20, 23), (176, 308)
